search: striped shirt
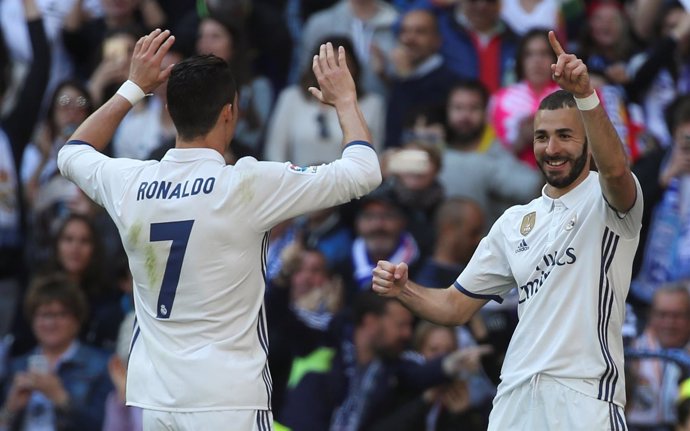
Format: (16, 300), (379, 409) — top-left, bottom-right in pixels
(456, 171), (643, 408)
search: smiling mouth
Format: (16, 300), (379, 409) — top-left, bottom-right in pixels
(545, 159), (567, 167)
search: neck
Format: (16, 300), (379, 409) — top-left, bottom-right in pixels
(432, 242), (462, 266)
(449, 138), (481, 152)
(544, 171), (589, 199)
(354, 329), (375, 365)
(42, 342), (74, 365)
(105, 14), (133, 29)
(175, 135), (226, 157)
(350, 0), (378, 20)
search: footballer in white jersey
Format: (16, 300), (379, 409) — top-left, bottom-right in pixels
(373, 32), (641, 430)
(58, 30), (380, 429)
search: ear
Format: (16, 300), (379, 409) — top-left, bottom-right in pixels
(225, 103), (234, 122)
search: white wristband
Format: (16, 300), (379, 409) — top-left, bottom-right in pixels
(116, 80), (146, 106)
(574, 91), (600, 111)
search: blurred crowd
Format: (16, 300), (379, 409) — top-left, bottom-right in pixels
(1, 0), (690, 430)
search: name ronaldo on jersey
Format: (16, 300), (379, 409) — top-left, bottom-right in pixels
(136, 177), (216, 201)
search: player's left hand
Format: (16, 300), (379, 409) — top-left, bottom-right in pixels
(548, 31), (593, 98)
(129, 28), (176, 94)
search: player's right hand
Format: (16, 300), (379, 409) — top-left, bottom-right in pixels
(372, 261), (408, 298)
(129, 28), (176, 94)
(308, 42), (357, 107)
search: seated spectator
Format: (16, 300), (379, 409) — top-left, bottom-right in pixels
(0, 275), (112, 431)
(278, 292), (468, 431)
(438, 80), (542, 224)
(489, 28), (559, 167)
(196, 14), (273, 152)
(627, 283), (690, 430)
(344, 183), (421, 295)
(265, 36), (384, 164)
(383, 8), (460, 148)
(385, 144), (445, 257)
(370, 321), (494, 431)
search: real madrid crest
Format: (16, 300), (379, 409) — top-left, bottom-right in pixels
(520, 211), (536, 236)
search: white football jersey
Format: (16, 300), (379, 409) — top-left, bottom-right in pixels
(58, 141), (380, 411)
(456, 172), (643, 408)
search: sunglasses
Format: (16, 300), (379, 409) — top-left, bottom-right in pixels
(58, 94), (88, 109)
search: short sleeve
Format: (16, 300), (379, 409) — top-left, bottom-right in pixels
(603, 173), (644, 240)
(455, 219), (516, 303)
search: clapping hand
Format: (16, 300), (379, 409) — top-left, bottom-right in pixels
(128, 28), (176, 94)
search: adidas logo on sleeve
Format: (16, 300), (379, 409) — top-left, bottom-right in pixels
(515, 239), (530, 253)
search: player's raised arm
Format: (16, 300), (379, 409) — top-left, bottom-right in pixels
(372, 261), (486, 326)
(308, 42), (372, 146)
(68, 28), (175, 152)
(548, 31), (637, 212)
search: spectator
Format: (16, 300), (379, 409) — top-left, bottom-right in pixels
(627, 283), (690, 429)
(500, 0), (564, 37)
(299, 0), (398, 96)
(632, 96), (690, 302)
(279, 292), (461, 431)
(62, 0), (164, 80)
(87, 28), (137, 106)
(384, 9), (460, 149)
(411, 0), (519, 93)
(299, 205), (355, 270)
(196, 15), (273, 152)
(438, 80), (542, 223)
(0, 0), (49, 340)
(489, 28), (559, 167)
(113, 47), (183, 160)
(370, 321), (494, 431)
(346, 183), (421, 294)
(0, 275), (112, 431)
(265, 36), (384, 164)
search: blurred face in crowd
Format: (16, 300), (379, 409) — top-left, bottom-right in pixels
(373, 301), (413, 359)
(154, 50), (184, 101)
(534, 107), (590, 192)
(356, 201), (406, 261)
(420, 326), (456, 359)
(32, 301), (80, 352)
(454, 202), (485, 264)
(399, 10), (441, 67)
(650, 290), (690, 348)
(101, 0), (138, 20)
(53, 85), (89, 136)
(590, 4), (624, 49)
(522, 34), (554, 88)
(290, 250), (329, 302)
(197, 18), (233, 62)
(57, 219), (94, 278)
(446, 88), (486, 145)
(462, 0), (501, 33)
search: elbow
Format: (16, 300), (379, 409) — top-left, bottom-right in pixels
(367, 166), (383, 192)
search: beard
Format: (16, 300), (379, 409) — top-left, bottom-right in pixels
(446, 123), (484, 147)
(537, 141), (589, 189)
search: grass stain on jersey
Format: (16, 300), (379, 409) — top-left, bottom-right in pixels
(237, 173), (256, 204)
(144, 244), (160, 287)
(128, 223), (142, 246)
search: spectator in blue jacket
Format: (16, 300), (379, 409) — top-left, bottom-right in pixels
(0, 275), (112, 431)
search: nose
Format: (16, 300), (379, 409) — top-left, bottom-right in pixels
(545, 136), (563, 156)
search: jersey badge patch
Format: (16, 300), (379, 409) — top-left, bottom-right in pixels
(520, 211), (536, 236)
(288, 164), (318, 174)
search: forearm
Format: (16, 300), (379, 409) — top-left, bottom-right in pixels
(69, 95), (132, 152)
(335, 99), (372, 146)
(398, 282), (472, 326)
(579, 100), (636, 210)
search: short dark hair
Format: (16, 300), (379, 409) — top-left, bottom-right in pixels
(538, 89), (577, 110)
(353, 291), (394, 326)
(515, 28), (556, 82)
(167, 54), (237, 140)
(24, 274), (89, 325)
(447, 79), (490, 110)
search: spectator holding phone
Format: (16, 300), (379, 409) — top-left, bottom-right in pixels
(0, 275), (112, 431)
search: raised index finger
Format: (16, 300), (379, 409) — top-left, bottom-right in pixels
(548, 30), (565, 56)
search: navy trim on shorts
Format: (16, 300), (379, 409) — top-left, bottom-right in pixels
(454, 281), (503, 303)
(343, 140), (374, 151)
(66, 139), (95, 149)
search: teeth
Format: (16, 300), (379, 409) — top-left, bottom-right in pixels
(547, 160), (566, 166)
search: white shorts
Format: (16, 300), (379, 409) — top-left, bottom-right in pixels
(488, 374), (627, 431)
(142, 409), (273, 431)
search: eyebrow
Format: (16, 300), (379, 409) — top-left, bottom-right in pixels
(534, 128), (575, 135)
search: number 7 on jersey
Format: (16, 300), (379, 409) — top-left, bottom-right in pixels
(150, 220), (194, 319)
